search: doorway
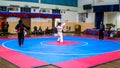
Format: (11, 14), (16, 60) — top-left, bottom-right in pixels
(21, 18), (31, 35)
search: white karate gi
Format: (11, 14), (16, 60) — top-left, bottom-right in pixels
(56, 23), (65, 42)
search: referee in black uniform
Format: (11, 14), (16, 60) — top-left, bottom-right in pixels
(99, 21), (105, 40)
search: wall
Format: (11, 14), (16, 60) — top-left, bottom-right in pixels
(78, 0), (119, 7)
(61, 11), (79, 22)
(6, 11), (120, 34)
(78, 0), (119, 30)
(1, 17), (94, 33)
(94, 0), (119, 6)
(104, 12), (120, 29)
(6, 17), (20, 33)
(78, 22), (94, 32)
(78, 0), (93, 8)
(86, 13), (95, 23)
(0, 0), (84, 24)
(64, 22), (94, 32)
(31, 18), (95, 33)
(4, 17), (52, 33)
(0, 18), (6, 29)
(0, 0), (95, 26)
(0, 1), (94, 35)
(0, 0), (83, 13)
(117, 14), (120, 29)
(65, 22), (94, 32)
(31, 18), (52, 31)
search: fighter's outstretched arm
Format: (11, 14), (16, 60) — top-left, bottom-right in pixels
(61, 20), (68, 27)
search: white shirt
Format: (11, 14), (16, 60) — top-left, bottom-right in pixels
(111, 27), (116, 31)
(56, 23), (65, 32)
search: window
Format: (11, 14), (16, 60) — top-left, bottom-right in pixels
(0, 6), (7, 11)
(52, 9), (60, 14)
(79, 13), (86, 22)
(21, 7), (31, 12)
(8, 7), (19, 11)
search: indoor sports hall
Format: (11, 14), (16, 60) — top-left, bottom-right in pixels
(0, 0), (120, 68)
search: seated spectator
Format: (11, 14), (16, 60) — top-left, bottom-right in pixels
(110, 25), (116, 38)
(38, 26), (44, 35)
(33, 26), (39, 35)
(45, 27), (53, 34)
(45, 27), (50, 34)
(66, 26), (71, 32)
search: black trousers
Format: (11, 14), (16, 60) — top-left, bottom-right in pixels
(99, 30), (104, 40)
(18, 33), (24, 46)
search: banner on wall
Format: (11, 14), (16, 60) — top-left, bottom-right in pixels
(0, 12), (61, 18)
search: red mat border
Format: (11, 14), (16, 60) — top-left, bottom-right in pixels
(0, 46), (47, 68)
(55, 50), (120, 68)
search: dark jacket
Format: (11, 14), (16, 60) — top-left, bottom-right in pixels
(15, 23), (29, 34)
(99, 24), (105, 31)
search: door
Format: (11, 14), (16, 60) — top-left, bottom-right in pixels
(21, 18), (31, 35)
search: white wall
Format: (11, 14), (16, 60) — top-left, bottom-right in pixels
(78, 0), (93, 8)
(104, 12), (108, 25)
(78, 0), (119, 28)
(86, 13), (95, 23)
(104, 12), (120, 28)
(0, 0), (84, 22)
(61, 11), (79, 22)
(78, 0), (119, 7)
(7, 17), (20, 22)
(31, 18), (52, 23)
(6, 17), (20, 33)
(0, 0), (83, 12)
(117, 14), (120, 29)
(94, 0), (119, 6)
(1, 0), (119, 26)
(78, 12), (95, 23)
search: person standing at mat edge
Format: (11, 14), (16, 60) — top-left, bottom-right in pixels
(15, 19), (30, 47)
(99, 21), (105, 40)
(56, 20), (67, 43)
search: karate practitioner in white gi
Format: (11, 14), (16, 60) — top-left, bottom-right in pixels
(56, 20), (67, 43)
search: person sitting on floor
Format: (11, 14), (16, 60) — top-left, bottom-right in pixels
(110, 25), (116, 38)
(38, 26), (44, 35)
(33, 26), (39, 35)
